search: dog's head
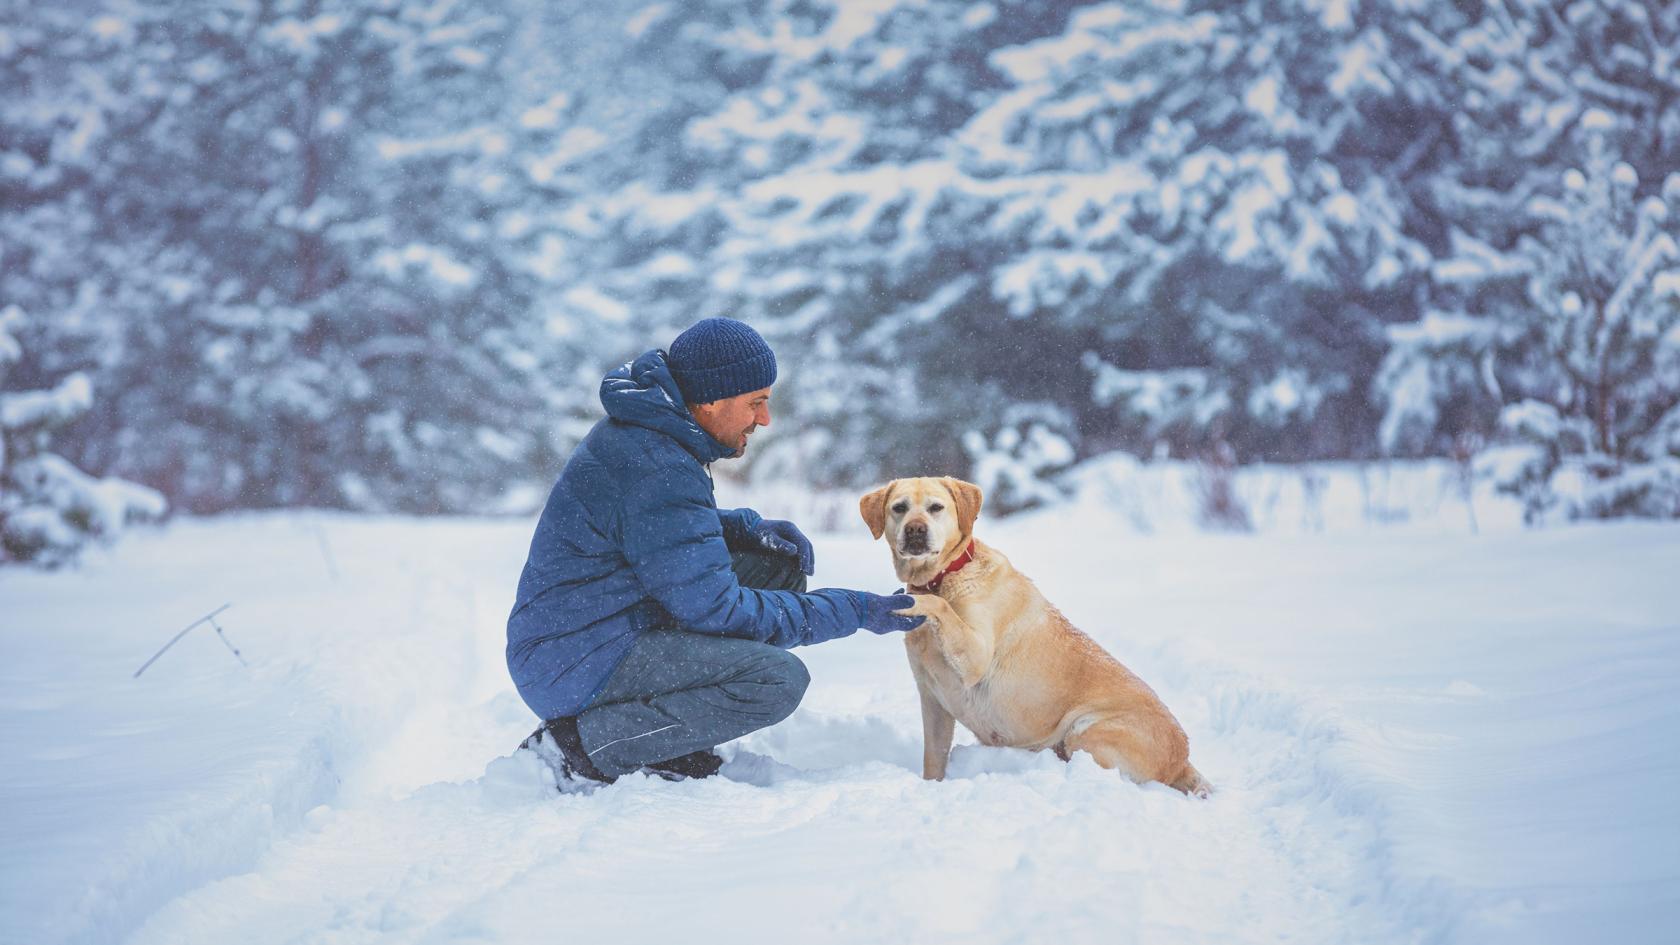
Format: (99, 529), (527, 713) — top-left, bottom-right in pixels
(859, 477), (982, 584)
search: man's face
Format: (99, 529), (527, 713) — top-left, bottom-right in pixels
(690, 387), (772, 457)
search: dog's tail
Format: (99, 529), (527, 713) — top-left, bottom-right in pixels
(1168, 762), (1212, 799)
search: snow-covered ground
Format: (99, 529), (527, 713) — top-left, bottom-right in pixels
(2, 493), (1676, 944)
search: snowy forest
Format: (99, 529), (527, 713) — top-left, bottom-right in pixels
(5, 5), (1679, 943)
(4, 0), (1679, 563)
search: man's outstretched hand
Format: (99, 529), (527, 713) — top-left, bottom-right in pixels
(860, 592), (925, 634)
(752, 518), (815, 575)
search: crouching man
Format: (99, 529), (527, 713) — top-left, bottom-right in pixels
(507, 317), (922, 785)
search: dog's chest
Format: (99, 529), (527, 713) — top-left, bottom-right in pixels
(907, 616), (1035, 749)
(949, 683), (1023, 747)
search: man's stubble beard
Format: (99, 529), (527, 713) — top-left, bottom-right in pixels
(729, 424), (759, 458)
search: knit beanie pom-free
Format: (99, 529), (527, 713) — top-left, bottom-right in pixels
(666, 317), (778, 405)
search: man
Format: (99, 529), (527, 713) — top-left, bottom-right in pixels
(507, 317), (923, 786)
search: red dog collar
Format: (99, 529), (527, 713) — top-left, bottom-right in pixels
(909, 541), (975, 593)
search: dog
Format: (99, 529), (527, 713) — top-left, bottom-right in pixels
(860, 477), (1210, 796)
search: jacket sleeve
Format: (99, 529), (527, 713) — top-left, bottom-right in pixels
(718, 506), (763, 551)
(621, 465), (865, 648)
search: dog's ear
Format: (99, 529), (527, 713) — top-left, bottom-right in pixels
(941, 477), (983, 537)
(858, 482), (895, 540)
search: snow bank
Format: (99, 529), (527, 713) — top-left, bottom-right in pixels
(2, 508), (1675, 944)
(723, 452), (1521, 538)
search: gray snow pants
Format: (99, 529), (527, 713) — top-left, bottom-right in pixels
(573, 548), (811, 777)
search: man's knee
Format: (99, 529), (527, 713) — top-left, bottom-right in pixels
(759, 647), (810, 723)
(731, 548), (808, 592)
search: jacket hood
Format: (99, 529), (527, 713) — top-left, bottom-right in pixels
(600, 349), (734, 465)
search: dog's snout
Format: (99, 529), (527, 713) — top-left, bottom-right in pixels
(901, 518), (931, 554)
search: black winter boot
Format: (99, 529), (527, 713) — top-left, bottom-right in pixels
(520, 717), (616, 786)
(641, 748), (724, 781)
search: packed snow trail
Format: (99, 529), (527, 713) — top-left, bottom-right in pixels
(2, 510), (1675, 944)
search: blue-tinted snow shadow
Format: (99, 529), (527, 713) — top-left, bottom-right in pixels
(720, 711), (1067, 787)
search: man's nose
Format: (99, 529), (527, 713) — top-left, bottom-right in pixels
(756, 402), (771, 426)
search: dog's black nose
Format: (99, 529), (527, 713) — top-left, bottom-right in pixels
(902, 520), (930, 553)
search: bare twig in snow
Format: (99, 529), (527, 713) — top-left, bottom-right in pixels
(312, 521), (340, 582)
(133, 603), (240, 678)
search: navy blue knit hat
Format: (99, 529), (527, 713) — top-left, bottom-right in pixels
(666, 317), (778, 405)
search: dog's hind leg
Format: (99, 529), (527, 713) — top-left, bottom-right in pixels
(1063, 716), (1199, 795)
(910, 667), (956, 781)
(1168, 763), (1213, 798)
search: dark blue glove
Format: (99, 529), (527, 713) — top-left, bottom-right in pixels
(860, 592), (925, 635)
(751, 518), (815, 576)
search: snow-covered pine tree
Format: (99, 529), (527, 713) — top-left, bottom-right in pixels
(570, 0), (1456, 494)
(0, 306), (165, 566)
(486, 0), (755, 455)
(972, 0), (1448, 467)
(4, 0), (576, 514)
(0, 3), (136, 428)
(533, 0), (1078, 489)
(1377, 0), (1680, 519)
(1484, 148), (1680, 520)
(318, 0), (574, 513)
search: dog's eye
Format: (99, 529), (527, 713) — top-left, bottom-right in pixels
(891, 501), (909, 514)
(928, 503), (945, 513)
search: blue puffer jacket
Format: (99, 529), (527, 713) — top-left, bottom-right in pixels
(506, 349), (871, 721)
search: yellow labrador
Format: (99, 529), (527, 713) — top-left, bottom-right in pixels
(861, 477), (1210, 796)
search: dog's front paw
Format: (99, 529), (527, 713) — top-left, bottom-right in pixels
(894, 594), (941, 625)
(898, 596), (985, 688)
(896, 593), (948, 617)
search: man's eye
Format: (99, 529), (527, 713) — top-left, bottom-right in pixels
(928, 503), (945, 513)
(891, 502), (909, 514)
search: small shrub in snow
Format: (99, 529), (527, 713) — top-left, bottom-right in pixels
(960, 404), (1077, 516)
(1485, 149), (1680, 523)
(1192, 440), (1252, 532)
(1, 307), (165, 566)
(1450, 433), (1483, 535)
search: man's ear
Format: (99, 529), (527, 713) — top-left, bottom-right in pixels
(941, 477), (983, 537)
(858, 482), (895, 540)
